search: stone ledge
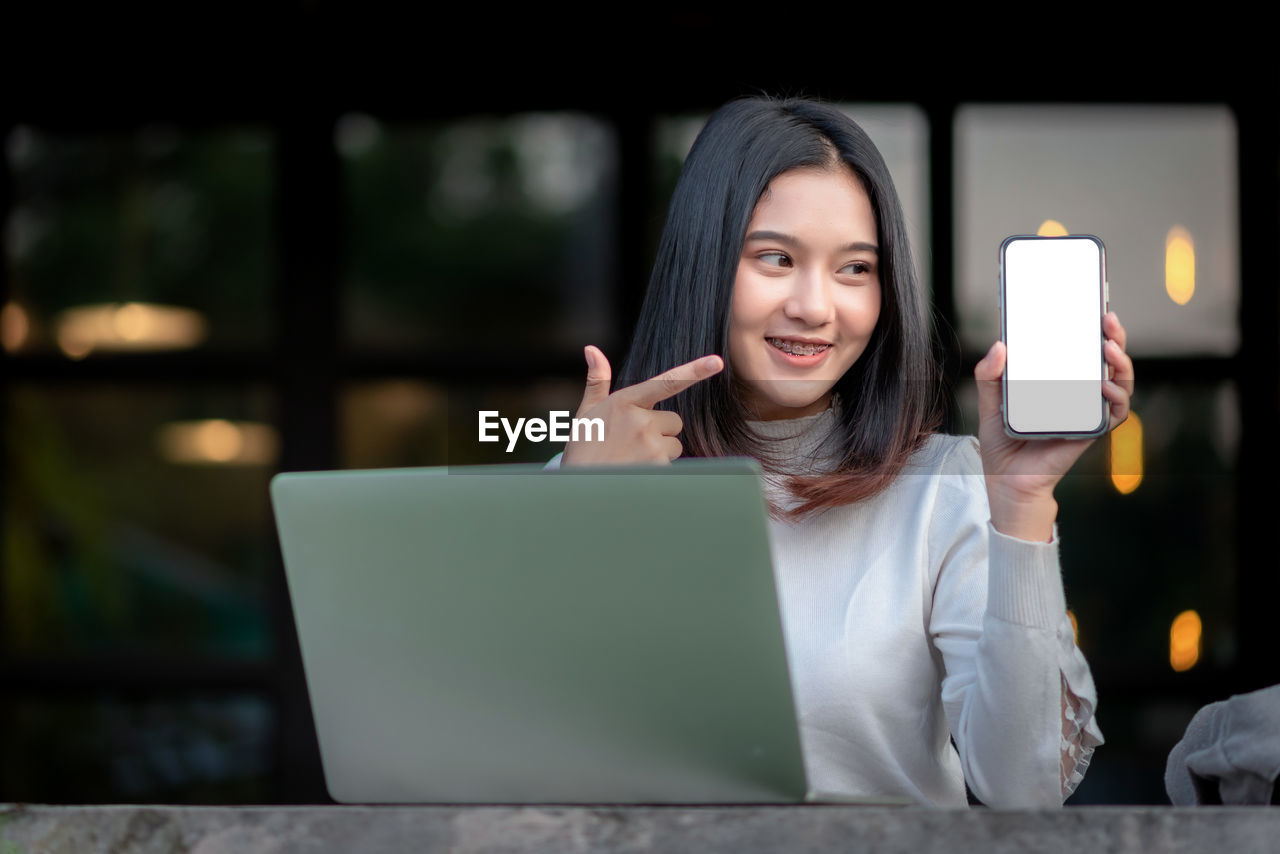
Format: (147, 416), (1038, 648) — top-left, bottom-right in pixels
(2, 804), (1278, 853)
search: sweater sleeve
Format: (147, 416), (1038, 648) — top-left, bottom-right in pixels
(928, 436), (1104, 807)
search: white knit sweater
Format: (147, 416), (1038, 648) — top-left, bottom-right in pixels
(549, 407), (1104, 806)
(750, 408), (1103, 806)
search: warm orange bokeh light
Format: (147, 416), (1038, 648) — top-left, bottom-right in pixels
(1170, 610), (1202, 672)
(1110, 411), (1143, 494)
(54, 302), (207, 358)
(1, 302), (30, 352)
(1165, 226), (1195, 305)
(157, 420), (279, 466)
(1037, 220), (1069, 237)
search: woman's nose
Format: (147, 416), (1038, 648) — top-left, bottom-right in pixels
(784, 271), (834, 326)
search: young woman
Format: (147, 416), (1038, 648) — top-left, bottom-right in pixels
(549, 97), (1132, 807)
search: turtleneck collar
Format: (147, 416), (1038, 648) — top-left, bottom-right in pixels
(745, 400), (842, 478)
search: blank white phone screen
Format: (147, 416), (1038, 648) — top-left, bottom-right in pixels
(1002, 237), (1106, 435)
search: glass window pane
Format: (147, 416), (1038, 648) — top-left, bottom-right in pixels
(954, 105), (1238, 356)
(654, 104), (930, 291)
(3, 385), (276, 658)
(342, 380), (448, 469)
(956, 378), (1237, 672)
(0, 694), (272, 803)
(4, 127), (273, 356)
(341, 113), (618, 354)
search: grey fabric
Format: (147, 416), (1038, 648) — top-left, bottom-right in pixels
(1165, 683), (1280, 805)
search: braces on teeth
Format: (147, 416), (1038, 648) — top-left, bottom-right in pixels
(770, 338), (830, 356)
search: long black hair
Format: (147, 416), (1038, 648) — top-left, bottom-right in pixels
(620, 96), (944, 514)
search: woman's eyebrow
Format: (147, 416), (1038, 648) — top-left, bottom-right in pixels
(744, 230), (879, 254)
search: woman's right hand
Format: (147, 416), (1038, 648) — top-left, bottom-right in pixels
(560, 345), (724, 466)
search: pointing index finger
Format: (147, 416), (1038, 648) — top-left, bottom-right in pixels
(621, 355), (724, 409)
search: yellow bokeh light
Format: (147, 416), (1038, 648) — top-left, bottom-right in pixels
(1170, 609), (1202, 672)
(1110, 411), (1143, 494)
(112, 302), (153, 341)
(1037, 220), (1069, 237)
(1166, 226), (1195, 305)
(157, 420), (279, 466)
(54, 302), (207, 357)
(197, 419), (245, 462)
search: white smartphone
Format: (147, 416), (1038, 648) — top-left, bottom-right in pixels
(998, 235), (1109, 439)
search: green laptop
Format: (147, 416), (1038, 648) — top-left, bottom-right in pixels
(270, 459), (812, 804)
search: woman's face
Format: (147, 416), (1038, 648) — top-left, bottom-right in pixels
(728, 166), (882, 421)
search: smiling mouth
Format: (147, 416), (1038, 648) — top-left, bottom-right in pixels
(767, 338), (831, 356)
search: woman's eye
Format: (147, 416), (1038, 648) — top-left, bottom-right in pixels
(759, 252), (791, 268)
(840, 261), (872, 275)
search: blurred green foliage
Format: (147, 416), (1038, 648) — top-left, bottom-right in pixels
(341, 114), (615, 352)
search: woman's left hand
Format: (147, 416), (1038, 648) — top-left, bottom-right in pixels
(974, 311), (1134, 542)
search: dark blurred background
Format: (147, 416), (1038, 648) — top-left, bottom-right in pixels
(2, 9), (1276, 805)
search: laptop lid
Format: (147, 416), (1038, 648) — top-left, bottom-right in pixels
(270, 459), (810, 804)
